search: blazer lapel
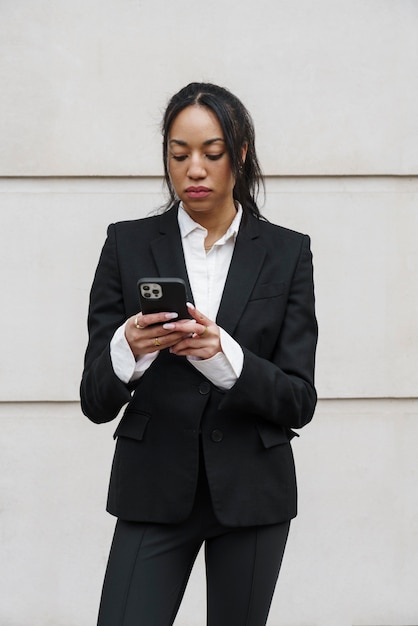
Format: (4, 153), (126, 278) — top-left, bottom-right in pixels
(148, 207), (266, 332)
(216, 215), (266, 335)
(149, 205), (194, 304)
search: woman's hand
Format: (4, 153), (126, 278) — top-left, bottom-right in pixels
(125, 310), (201, 358)
(166, 303), (222, 360)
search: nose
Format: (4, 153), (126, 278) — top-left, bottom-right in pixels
(187, 155), (206, 180)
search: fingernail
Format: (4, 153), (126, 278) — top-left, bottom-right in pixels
(163, 323), (176, 330)
(186, 302), (195, 309)
(165, 312), (178, 319)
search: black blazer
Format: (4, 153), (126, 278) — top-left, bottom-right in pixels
(80, 204), (317, 527)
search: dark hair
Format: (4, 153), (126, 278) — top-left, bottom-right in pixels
(162, 82), (264, 218)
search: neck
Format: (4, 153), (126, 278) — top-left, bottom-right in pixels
(188, 203), (237, 238)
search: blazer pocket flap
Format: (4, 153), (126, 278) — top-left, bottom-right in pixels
(113, 411), (150, 441)
(256, 421), (298, 449)
(249, 281), (285, 301)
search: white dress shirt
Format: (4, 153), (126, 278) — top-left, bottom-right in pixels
(110, 204), (244, 389)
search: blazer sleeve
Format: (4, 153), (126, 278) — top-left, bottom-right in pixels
(219, 235), (318, 430)
(80, 224), (133, 423)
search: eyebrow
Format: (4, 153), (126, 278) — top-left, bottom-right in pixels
(168, 138), (225, 147)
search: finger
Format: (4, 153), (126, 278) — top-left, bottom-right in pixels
(162, 319), (198, 333)
(150, 331), (194, 353)
(134, 314), (146, 329)
(185, 304), (214, 339)
(152, 336), (162, 349)
(191, 325), (208, 338)
(186, 303), (212, 325)
(133, 311), (178, 330)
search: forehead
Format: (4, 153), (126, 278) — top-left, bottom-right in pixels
(169, 105), (224, 141)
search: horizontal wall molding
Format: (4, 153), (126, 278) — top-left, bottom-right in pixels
(1, 175), (417, 401)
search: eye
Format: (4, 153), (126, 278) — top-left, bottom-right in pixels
(206, 153), (224, 161)
(171, 154), (188, 162)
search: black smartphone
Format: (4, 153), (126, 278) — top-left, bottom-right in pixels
(137, 277), (192, 320)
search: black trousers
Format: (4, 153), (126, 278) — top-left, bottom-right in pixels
(97, 453), (290, 626)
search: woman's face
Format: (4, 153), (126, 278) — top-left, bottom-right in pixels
(167, 105), (237, 221)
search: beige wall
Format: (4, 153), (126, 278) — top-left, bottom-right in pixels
(1, 0), (417, 177)
(1, 1), (417, 625)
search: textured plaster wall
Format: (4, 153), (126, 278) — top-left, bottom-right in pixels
(0, 1), (417, 625)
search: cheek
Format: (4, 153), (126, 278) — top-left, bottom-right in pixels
(224, 167), (236, 190)
(216, 162), (234, 186)
(168, 163), (182, 185)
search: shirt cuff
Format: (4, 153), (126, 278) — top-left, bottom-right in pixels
(187, 328), (243, 390)
(110, 322), (158, 383)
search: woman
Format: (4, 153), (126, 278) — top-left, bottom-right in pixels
(81, 82), (317, 626)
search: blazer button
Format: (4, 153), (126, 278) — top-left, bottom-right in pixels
(199, 382), (211, 395)
(211, 429), (223, 442)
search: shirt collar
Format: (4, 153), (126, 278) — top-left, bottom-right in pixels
(177, 202), (243, 243)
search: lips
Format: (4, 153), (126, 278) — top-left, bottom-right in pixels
(185, 186), (211, 199)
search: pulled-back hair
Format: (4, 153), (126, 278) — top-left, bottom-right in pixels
(162, 82), (264, 218)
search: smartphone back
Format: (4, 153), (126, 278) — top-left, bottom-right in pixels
(137, 277), (191, 320)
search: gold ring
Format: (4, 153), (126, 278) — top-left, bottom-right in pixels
(135, 316), (145, 329)
(201, 326), (208, 336)
(154, 337), (161, 347)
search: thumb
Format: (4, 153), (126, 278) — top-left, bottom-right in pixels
(186, 302), (210, 325)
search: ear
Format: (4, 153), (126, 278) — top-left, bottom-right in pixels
(241, 142), (248, 164)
